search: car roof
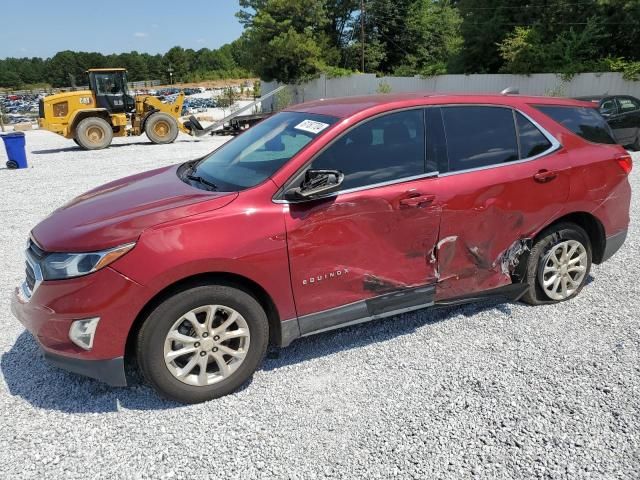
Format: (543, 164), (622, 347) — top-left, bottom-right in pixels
(285, 92), (596, 118)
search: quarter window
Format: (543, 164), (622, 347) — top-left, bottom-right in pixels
(441, 106), (519, 171)
(516, 112), (552, 158)
(310, 109), (425, 190)
(535, 105), (616, 144)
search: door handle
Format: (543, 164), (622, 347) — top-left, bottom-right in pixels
(399, 194), (436, 208)
(533, 169), (558, 183)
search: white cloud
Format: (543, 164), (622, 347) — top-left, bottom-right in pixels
(196, 38), (206, 44)
(133, 32), (148, 38)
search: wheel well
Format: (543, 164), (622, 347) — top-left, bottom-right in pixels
(124, 272), (282, 362)
(539, 212), (606, 264)
(71, 111), (112, 134)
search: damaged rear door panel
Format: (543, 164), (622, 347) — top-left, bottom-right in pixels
(432, 105), (571, 300)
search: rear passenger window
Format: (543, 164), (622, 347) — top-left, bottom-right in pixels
(516, 112), (552, 158)
(311, 109), (425, 190)
(441, 106), (518, 171)
(535, 105), (616, 144)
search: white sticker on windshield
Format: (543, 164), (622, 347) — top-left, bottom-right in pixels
(294, 119), (330, 135)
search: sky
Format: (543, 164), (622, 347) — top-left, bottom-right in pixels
(0, 0), (244, 59)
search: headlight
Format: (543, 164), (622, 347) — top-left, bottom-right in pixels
(40, 243), (135, 280)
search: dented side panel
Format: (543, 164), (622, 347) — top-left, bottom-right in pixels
(434, 150), (572, 300)
(285, 178), (442, 317)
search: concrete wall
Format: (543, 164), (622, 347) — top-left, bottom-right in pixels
(262, 72), (640, 109)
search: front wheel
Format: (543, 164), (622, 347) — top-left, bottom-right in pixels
(137, 284), (269, 403)
(521, 223), (592, 305)
(145, 112), (179, 144)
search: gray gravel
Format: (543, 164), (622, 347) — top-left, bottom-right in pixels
(1, 131), (639, 479)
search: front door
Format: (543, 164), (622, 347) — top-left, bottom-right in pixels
(283, 109), (442, 333)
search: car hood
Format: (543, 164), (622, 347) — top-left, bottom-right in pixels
(32, 165), (237, 252)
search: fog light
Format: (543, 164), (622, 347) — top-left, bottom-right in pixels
(69, 318), (100, 350)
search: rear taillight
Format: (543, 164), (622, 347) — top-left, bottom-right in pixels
(615, 153), (633, 175)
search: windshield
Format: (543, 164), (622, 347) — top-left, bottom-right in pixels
(186, 111), (338, 191)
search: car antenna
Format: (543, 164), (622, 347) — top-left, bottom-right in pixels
(500, 87), (519, 95)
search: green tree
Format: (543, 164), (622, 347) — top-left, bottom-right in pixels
(238, 0), (334, 82)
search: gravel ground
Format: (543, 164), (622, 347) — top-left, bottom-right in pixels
(0, 131), (638, 479)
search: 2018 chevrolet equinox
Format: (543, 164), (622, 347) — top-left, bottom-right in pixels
(11, 93), (631, 403)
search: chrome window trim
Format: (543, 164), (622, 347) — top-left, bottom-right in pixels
(273, 104), (562, 204)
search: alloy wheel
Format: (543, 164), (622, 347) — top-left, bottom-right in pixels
(164, 305), (250, 386)
(538, 239), (587, 301)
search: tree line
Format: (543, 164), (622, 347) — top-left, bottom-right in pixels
(0, 41), (250, 89)
(2, 0), (640, 89)
(239, 0), (640, 82)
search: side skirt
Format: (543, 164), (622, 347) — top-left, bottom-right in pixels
(279, 282), (529, 347)
(433, 283), (529, 307)
(289, 285), (436, 343)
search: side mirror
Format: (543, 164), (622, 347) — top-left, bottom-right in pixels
(284, 169), (344, 201)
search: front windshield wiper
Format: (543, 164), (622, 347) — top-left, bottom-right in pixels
(186, 173), (218, 191)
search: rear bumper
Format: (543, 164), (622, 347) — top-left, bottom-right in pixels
(601, 229), (627, 263)
(43, 350), (127, 387)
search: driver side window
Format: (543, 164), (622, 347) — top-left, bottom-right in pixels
(310, 109), (426, 190)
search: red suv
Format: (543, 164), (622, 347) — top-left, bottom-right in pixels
(11, 93), (632, 403)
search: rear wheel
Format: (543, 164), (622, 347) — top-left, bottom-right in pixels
(631, 132), (640, 151)
(145, 112), (179, 144)
(137, 284), (269, 404)
(75, 117), (113, 150)
(521, 223), (592, 305)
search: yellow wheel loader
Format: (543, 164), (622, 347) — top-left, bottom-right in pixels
(38, 68), (192, 150)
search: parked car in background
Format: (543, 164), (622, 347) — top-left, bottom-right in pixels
(576, 95), (640, 149)
(11, 93), (632, 403)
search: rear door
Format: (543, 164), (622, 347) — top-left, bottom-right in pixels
(429, 105), (570, 300)
(282, 108), (444, 332)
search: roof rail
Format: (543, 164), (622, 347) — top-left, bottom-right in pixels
(500, 87), (519, 95)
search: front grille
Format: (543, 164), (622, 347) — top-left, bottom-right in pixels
(22, 239), (47, 299)
(28, 240), (46, 260)
(25, 261), (36, 292)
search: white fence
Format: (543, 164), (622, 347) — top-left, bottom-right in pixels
(262, 72), (640, 108)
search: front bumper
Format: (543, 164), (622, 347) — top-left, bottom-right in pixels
(10, 266), (146, 386)
(43, 350), (127, 387)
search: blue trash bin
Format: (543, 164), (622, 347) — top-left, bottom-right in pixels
(1, 131), (28, 169)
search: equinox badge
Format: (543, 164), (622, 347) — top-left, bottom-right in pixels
(303, 268), (350, 286)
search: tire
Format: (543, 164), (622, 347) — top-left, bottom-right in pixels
(75, 117), (113, 150)
(521, 223), (592, 305)
(136, 284), (269, 404)
(145, 112), (179, 144)
(6, 160), (18, 169)
(632, 133), (640, 151)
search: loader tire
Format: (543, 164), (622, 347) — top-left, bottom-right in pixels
(145, 112), (179, 145)
(75, 117), (113, 150)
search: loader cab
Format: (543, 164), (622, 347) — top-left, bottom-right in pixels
(87, 68), (134, 113)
